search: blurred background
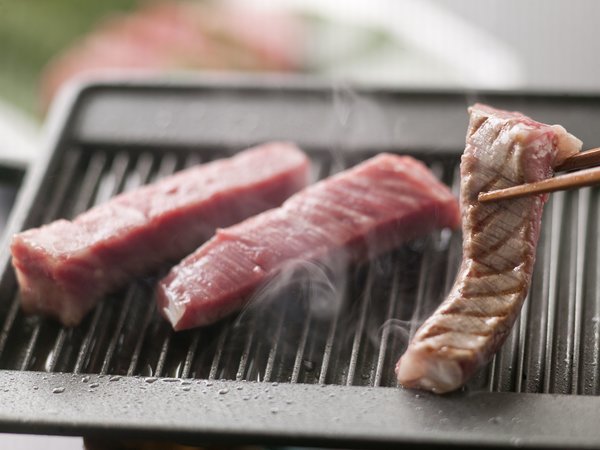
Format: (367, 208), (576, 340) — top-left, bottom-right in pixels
(0, 0), (596, 448)
(2, 0), (599, 163)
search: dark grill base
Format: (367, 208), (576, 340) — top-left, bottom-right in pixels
(1, 77), (600, 447)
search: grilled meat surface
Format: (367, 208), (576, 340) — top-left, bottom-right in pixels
(396, 103), (582, 393)
(158, 154), (461, 331)
(11, 143), (310, 326)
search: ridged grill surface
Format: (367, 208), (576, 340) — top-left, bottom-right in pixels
(0, 146), (596, 394)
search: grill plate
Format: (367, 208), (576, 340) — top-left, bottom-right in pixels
(1, 77), (600, 447)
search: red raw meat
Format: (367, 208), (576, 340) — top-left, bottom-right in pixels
(158, 154), (460, 331)
(11, 142), (310, 326)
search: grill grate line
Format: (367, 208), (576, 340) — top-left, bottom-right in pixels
(235, 315), (259, 381)
(408, 239), (437, 339)
(543, 192), (566, 393)
(346, 273), (373, 386)
(73, 304), (105, 374)
(487, 356), (497, 392)
(19, 318), (41, 371)
(263, 304), (287, 383)
(181, 332), (200, 379)
(592, 191), (600, 395)
(70, 152), (108, 219)
(154, 332), (172, 377)
(45, 329), (68, 373)
(523, 201), (554, 393)
(318, 304), (340, 385)
(559, 194), (579, 393)
(572, 188), (591, 394)
(0, 296), (20, 360)
(290, 314), (312, 384)
(514, 294), (530, 393)
(126, 303), (157, 376)
(209, 325), (229, 380)
(100, 288), (138, 375)
(373, 274), (401, 387)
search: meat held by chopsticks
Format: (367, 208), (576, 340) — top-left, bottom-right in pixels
(158, 154), (461, 331)
(395, 103), (582, 394)
(11, 143), (310, 326)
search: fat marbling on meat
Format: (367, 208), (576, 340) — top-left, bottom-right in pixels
(158, 154), (461, 331)
(11, 142), (310, 326)
(396, 103), (582, 394)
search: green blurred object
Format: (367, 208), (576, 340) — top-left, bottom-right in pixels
(0, 0), (137, 116)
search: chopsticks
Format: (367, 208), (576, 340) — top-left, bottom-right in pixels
(479, 148), (600, 203)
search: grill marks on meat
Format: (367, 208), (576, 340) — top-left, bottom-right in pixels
(395, 104), (582, 393)
(158, 154), (460, 331)
(11, 143), (310, 326)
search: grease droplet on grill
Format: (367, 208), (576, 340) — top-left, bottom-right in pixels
(218, 388), (229, 395)
(109, 376), (121, 382)
(270, 408), (279, 414)
(89, 383), (99, 388)
(52, 387), (65, 394)
(145, 377), (158, 384)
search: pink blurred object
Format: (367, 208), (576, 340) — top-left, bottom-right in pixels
(40, 1), (304, 110)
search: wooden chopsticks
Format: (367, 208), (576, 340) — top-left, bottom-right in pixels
(479, 148), (600, 203)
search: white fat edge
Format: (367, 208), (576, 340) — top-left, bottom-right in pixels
(163, 302), (185, 329)
(551, 124), (583, 164)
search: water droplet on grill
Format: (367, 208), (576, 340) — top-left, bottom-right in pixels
(52, 387), (65, 394)
(144, 377), (157, 384)
(218, 388), (229, 395)
(181, 380), (191, 386)
(236, 386), (243, 390)
(270, 407), (279, 414)
(89, 383), (99, 388)
(206, 382), (213, 387)
(81, 376), (90, 383)
(271, 382), (279, 387)
(242, 396), (250, 401)
(109, 376), (121, 382)
(182, 387), (191, 392)
(302, 360), (315, 371)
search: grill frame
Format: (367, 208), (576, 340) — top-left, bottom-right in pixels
(2, 75), (600, 447)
